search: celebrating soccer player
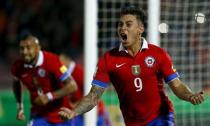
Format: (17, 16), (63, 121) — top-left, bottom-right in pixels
(11, 34), (78, 126)
(59, 5), (205, 126)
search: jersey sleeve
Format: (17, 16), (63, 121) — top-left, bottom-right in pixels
(92, 56), (110, 88)
(49, 54), (69, 82)
(159, 48), (179, 83)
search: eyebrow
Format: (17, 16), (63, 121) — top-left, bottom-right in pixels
(119, 20), (133, 24)
(126, 20), (133, 23)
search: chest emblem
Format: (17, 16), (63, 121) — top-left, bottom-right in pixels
(131, 65), (140, 76)
(145, 56), (155, 67)
(38, 68), (46, 77)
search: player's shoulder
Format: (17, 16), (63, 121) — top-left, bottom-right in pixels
(11, 59), (24, 74)
(11, 59), (24, 69)
(43, 51), (58, 58)
(148, 43), (167, 54)
(42, 51), (59, 61)
(104, 47), (121, 57)
(148, 43), (162, 50)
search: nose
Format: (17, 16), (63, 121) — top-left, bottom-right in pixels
(20, 47), (28, 55)
(118, 25), (126, 33)
(121, 24), (126, 30)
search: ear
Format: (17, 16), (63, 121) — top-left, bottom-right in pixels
(139, 24), (144, 34)
(36, 44), (41, 51)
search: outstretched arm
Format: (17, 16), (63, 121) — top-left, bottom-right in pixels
(169, 78), (204, 105)
(59, 85), (106, 120)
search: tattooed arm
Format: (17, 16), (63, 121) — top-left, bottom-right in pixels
(59, 85), (106, 120)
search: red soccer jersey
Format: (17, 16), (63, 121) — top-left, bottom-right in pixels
(92, 39), (179, 125)
(11, 51), (71, 123)
(67, 61), (84, 102)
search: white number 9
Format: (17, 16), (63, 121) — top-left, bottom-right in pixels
(134, 77), (143, 92)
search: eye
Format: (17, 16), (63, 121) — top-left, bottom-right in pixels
(127, 23), (132, 27)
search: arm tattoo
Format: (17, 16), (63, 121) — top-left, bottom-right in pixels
(74, 85), (105, 115)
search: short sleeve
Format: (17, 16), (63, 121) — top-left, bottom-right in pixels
(92, 56), (110, 88)
(159, 49), (179, 83)
(48, 54), (69, 82)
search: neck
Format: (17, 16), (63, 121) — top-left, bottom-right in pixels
(127, 39), (142, 57)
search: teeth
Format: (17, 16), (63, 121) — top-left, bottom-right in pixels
(121, 34), (127, 40)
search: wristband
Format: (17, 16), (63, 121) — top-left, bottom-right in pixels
(17, 103), (24, 109)
(46, 92), (54, 101)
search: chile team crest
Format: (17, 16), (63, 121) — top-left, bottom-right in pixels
(145, 56), (155, 67)
(131, 65), (140, 76)
(38, 68), (46, 77)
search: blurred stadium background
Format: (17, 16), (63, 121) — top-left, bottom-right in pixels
(0, 0), (210, 126)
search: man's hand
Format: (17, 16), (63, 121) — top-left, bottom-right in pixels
(34, 94), (49, 106)
(188, 91), (205, 105)
(17, 108), (25, 121)
(58, 107), (76, 120)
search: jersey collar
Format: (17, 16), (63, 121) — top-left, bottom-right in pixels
(119, 37), (148, 52)
(35, 51), (44, 67)
(23, 51), (44, 68)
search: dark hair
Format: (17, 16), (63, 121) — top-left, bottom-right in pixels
(120, 5), (146, 27)
(19, 33), (39, 44)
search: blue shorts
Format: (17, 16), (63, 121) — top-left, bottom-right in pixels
(27, 114), (74, 126)
(71, 115), (84, 126)
(147, 112), (174, 126)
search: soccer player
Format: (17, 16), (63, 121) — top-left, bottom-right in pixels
(59, 53), (112, 126)
(11, 34), (78, 126)
(59, 6), (205, 126)
(59, 53), (84, 126)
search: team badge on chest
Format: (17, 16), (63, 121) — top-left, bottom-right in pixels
(131, 65), (140, 76)
(38, 68), (46, 77)
(145, 56), (155, 67)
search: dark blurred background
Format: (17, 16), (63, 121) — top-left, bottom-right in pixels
(0, 0), (84, 89)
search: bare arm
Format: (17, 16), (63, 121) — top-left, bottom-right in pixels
(12, 79), (22, 107)
(12, 79), (25, 121)
(53, 77), (78, 100)
(74, 85), (105, 115)
(59, 85), (106, 120)
(34, 77), (77, 106)
(169, 78), (204, 105)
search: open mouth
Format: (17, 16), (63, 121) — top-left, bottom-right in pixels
(120, 33), (127, 41)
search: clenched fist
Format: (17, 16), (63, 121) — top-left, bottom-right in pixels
(189, 91), (204, 105)
(58, 107), (76, 120)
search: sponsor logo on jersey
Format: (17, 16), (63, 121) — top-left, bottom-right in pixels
(116, 63), (126, 68)
(131, 65), (140, 76)
(60, 65), (68, 74)
(145, 56), (155, 67)
(38, 68), (46, 77)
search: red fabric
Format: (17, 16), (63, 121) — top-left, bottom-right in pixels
(11, 51), (71, 123)
(93, 44), (175, 125)
(70, 64), (84, 102)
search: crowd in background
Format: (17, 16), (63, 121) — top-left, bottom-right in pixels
(0, 0), (84, 89)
